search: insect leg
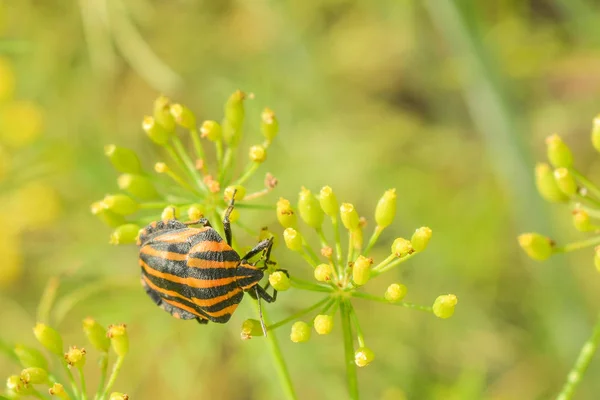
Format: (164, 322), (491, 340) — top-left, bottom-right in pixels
(254, 285), (268, 337)
(222, 193), (237, 247)
(184, 218), (212, 227)
(241, 238), (273, 262)
(255, 283), (277, 303)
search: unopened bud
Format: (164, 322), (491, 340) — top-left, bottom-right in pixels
(314, 264), (333, 282)
(319, 186), (338, 217)
(554, 168), (577, 196)
(241, 319), (264, 340)
(261, 108), (279, 142)
(535, 163), (569, 203)
(161, 205), (179, 220)
(14, 345), (48, 370)
(298, 187), (324, 229)
(354, 347), (375, 367)
(200, 120), (222, 141)
(109, 393), (129, 400)
(573, 209), (593, 232)
(170, 103), (196, 130)
(313, 315), (334, 335)
(20, 367), (48, 384)
(104, 145), (141, 174)
(518, 233), (553, 261)
(110, 224), (141, 245)
(277, 198), (296, 228)
(385, 283), (407, 303)
(269, 271), (290, 291)
(187, 204), (205, 221)
(82, 318), (110, 352)
(64, 346), (86, 368)
(411, 227), (432, 252)
(33, 323), (63, 355)
(591, 115), (600, 153)
(391, 238), (413, 257)
(103, 194), (138, 216)
(283, 228), (303, 251)
(290, 321), (311, 343)
(142, 116), (170, 145)
(340, 203), (359, 230)
(117, 174), (159, 200)
(153, 95), (175, 132)
(49, 383), (70, 399)
(432, 294), (458, 319)
(107, 324), (129, 357)
(352, 255), (372, 286)
(224, 185), (246, 202)
(546, 134), (573, 168)
(249, 145), (266, 163)
(375, 189), (396, 228)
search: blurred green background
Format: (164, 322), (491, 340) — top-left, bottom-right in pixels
(2, 0), (600, 399)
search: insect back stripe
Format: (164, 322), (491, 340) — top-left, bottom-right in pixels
(140, 260), (238, 297)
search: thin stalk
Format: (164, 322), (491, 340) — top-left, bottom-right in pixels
(554, 236), (600, 253)
(363, 226), (383, 257)
(189, 128), (207, 170)
(94, 353), (109, 400)
(289, 277), (333, 293)
(61, 363), (80, 399)
(170, 138), (207, 193)
(370, 253), (417, 277)
(348, 306), (365, 348)
(215, 140), (224, 172)
(350, 292), (434, 313)
(346, 232), (355, 268)
(234, 203), (276, 211)
(233, 162), (260, 186)
(29, 388), (45, 399)
(99, 356), (125, 400)
(301, 239), (321, 266)
(571, 169), (600, 201)
(556, 313), (600, 400)
(37, 276), (61, 324)
(340, 300), (359, 400)
(219, 147), (234, 183)
(316, 228), (329, 249)
(257, 305), (297, 400)
(331, 216), (344, 275)
(267, 297), (330, 331)
(78, 367), (88, 400)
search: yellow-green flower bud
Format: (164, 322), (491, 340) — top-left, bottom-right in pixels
(161, 205), (179, 220)
(354, 347), (375, 367)
(249, 145), (266, 163)
(351, 227), (363, 250)
(91, 201), (126, 228)
(277, 198), (296, 228)
(49, 383), (70, 399)
(261, 107), (279, 142)
(64, 346), (86, 368)
(6, 374), (29, 394)
(592, 115), (600, 153)
(319, 186), (338, 217)
(553, 168), (577, 196)
(33, 323), (63, 355)
(224, 185), (246, 202)
(14, 345), (48, 370)
(411, 227), (432, 252)
(170, 103), (196, 130)
(385, 283), (407, 303)
(269, 271), (290, 291)
(187, 204), (205, 221)
(535, 163), (569, 203)
(290, 321), (311, 343)
(200, 120), (222, 141)
(340, 203), (359, 230)
(142, 116), (170, 145)
(104, 145), (142, 174)
(391, 238), (413, 257)
(595, 247), (600, 273)
(321, 246), (333, 258)
(313, 315), (333, 335)
(352, 255), (372, 286)
(223, 90), (246, 145)
(107, 324), (129, 357)
(154, 162), (168, 173)
(109, 393), (129, 400)
(432, 294), (458, 319)
(109, 224), (141, 245)
(283, 228), (303, 252)
(240, 319), (264, 340)
(314, 263), (333, 282)
(573, 209), (593, 232)
(117, 174), (159, 200)
(153, 95), (176, 132)
(546, 134), (573, 168)
(20, 367), (48, 385)
(517, 233), (553, 261)
(82, 318), (110, 352)
(375, 188), (397, 228)
(298, 187), (324, 229)
(103, 194), (138, 216)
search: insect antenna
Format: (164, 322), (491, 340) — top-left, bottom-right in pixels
(255, 285), (269, 337)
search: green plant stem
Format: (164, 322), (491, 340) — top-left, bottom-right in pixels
(78, 367), (88, 400)
(289, 277), (333, 293)
(340, 300), (359, 400)
(301, 239), (321, 266)
(99, 356), (125, 400)
(189, 128), (207, 168)
(370, 252), (417, 277)
(234, 203), (276, 210)
(571, 169), (600, 201)
(29, 388), (45, 399)
(316, 228), (329, 249)
(215, 140), (224, 172)
(171, 138), (207, 193)
(219, 147), (234, 183)
(267, 297), (331, 331)
(94, 353), (109, 400)
(257, 305), (297, 400)
(346, 232), (355, 268)
(348, 306), (365, 348)
(37, 277), (61, 324)
(556, 313), (600, 400)
(350, 292), (433, 312)
(61, 363), (80, 399)
(363, 226), (383, 257)
(554, 236), (600, 253)
(234, 162), (260, 186)
(331, 216), (344, 276)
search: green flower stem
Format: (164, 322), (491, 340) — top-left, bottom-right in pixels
(233, 162), (260, 187)
(331, 216), (344, 276)
(171, 138), (208, 193)
(370, 253), (417, 277)
(289, 277), (333, 293)
(234, 203), (276, 210)
(321, 298), (337, 314)
(162, 162), (200, 195)
(316, 228), (329, 250)
(363, 226), (383, 257)
(189, 128), (207, 170)
(348, 305), (365, 348)
(215, 140), (224, 172)
(577, 205), (600, 220)
(95, 353), (109, 400)
(0, 337), (17, 362)
(350, 292), (433, 312)
(575, 193), (600, 209)
(571, 168), (600, 201)
(301, 239), (321, 266)
(371, 254), (396, 273)
(554, 236), (600, 253)
(30, 388), (45, 399)
(61, 362), (80, 399)
(267, 297), (330, 331)
(139, 202), (171, 209)
(556, 313), (600, 400)
(219, 147), (234, 183)
(99, 356), (125, 400)
(340, 300), (359, 400)
(257, 304), (297, 400)
(37, 276), (61, 323)
(346, 233), (355, 269)
(78, 366), (88, 400)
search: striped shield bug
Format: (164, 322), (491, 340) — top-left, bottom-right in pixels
(137, 195), (279, 334)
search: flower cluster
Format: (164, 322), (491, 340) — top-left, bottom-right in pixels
(4, 319), (129, 399)
(519, 117), (600, 265)
(92, 91), (279, 244)
(0, 57), (61, 287)
(241, 186), (458, 368)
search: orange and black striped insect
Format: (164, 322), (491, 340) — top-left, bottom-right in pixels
(137, 196), (277, 334)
